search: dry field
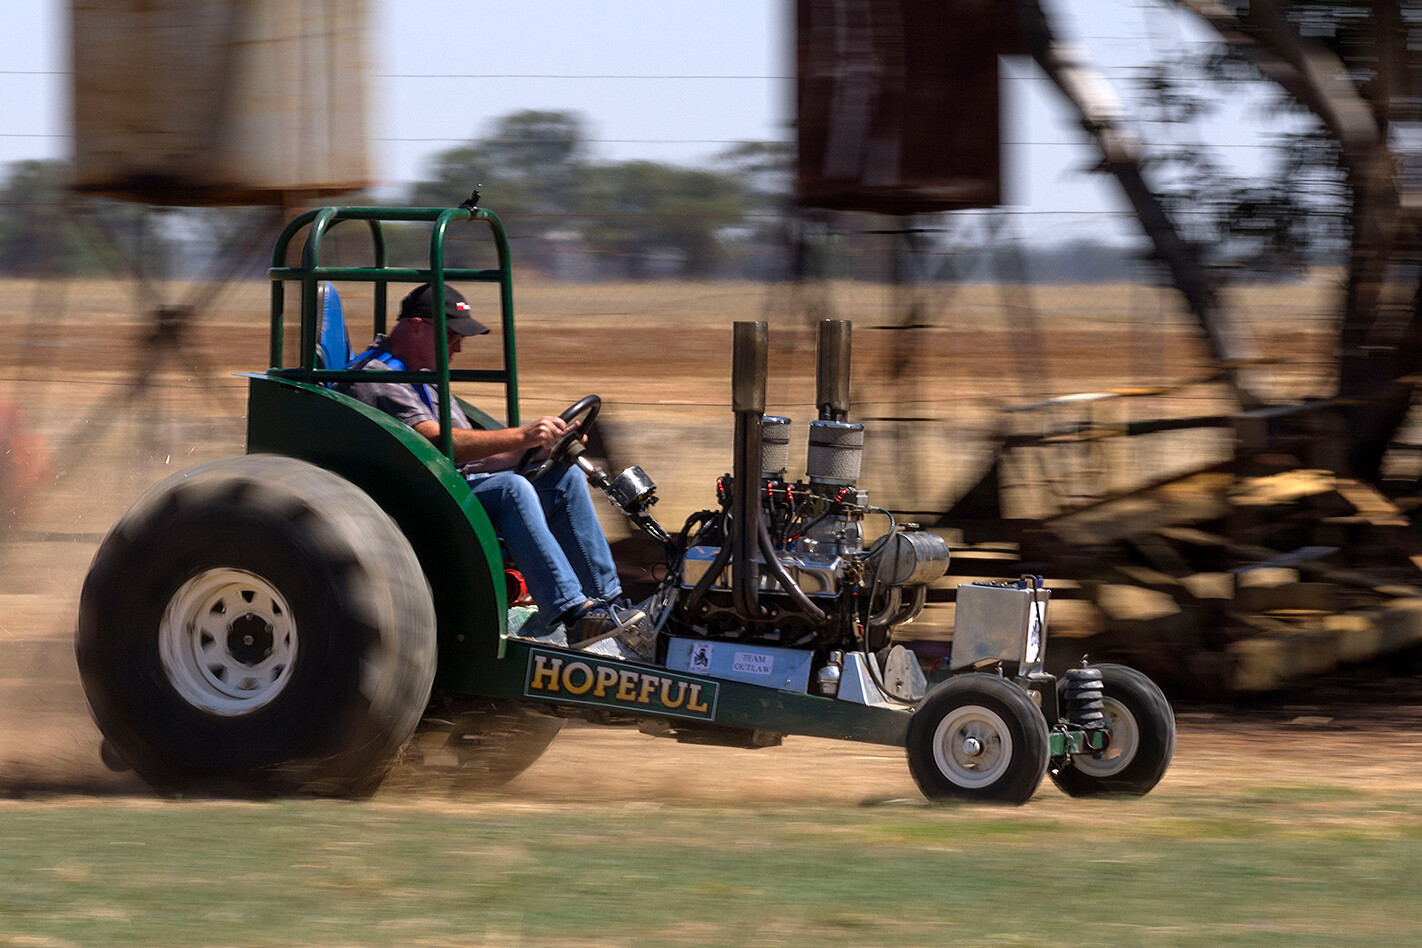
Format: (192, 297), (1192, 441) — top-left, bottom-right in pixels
(0, 271), (1393, 803)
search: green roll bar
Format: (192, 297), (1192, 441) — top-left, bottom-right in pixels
(266, 206), (520, 459)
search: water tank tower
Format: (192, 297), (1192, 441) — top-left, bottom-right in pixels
(71, 0), (370, 206)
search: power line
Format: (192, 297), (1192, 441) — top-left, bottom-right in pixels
(378, 73), (791, 80)
(0, 129), (1294, 151)
(0, 70), (1216, 83)
(0, 129), (1289, 150)
(377, 136), (779, 145)
(0, 198), (1147, 216)
(378, 135), (1287, 150)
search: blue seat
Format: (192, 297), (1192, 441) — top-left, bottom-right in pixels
(316, 282), (352, 371)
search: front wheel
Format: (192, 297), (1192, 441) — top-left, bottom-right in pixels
(1050, 664), (1175, 797)
(76, 455), (437, 797)
(906, 674), (1050, 804)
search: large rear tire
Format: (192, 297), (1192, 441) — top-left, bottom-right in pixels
(76, 455), (437, 797)
(906, 673), (1050, 804)
(1049, 664), (1175, 797)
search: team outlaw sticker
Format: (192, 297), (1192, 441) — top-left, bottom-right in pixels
(524, 648), (719, 720)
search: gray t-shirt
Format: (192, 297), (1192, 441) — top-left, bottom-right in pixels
(335, 339), (512, 474)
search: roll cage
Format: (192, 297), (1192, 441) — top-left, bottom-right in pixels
(264, 204), (521, 451)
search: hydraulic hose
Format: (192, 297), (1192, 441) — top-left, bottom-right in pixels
(682, 512), (735, 617)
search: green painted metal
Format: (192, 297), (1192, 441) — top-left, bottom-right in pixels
(1047, 727), (1100, 757)
(456, 636), (912, 746)
(244, 375), (510, 675)
(266, 206), (520, 438)
(257, 204), (525, 677)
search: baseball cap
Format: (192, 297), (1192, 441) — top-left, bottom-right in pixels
(398, 283), (491, 336)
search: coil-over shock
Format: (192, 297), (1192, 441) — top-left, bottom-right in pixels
(1062, 665), (1108, 731)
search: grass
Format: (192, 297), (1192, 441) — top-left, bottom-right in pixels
(2, 783), (1420, 948)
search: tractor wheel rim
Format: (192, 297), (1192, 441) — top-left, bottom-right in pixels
(1074, 696), (1139, 777)
(931, 705), (1012, 788)
(159, 568), (297, 717)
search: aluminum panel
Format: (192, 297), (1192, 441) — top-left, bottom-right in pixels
(666, 637), (815, 693)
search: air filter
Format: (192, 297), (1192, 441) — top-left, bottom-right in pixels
(806, 420), (864, 486)
(761, 416), (791, 479)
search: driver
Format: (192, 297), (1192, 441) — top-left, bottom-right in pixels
(334, 282), (645, 646)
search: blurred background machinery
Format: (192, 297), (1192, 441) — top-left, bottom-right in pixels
(791, 0), (1422, 692)
(6, 0), (1422, 694)
(10, 0), (370, 485)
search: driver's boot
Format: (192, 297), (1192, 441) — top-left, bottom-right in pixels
(566, 601), (647, 649)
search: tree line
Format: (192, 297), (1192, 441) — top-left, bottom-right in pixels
(0, 104), (1348, 284)
(405, 110), (780, 278)
(0, 110), (789, 281)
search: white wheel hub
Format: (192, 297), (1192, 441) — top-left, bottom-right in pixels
(159, 568), (297, 716)
(1073, 696), (1139, 777)
(931, 704), (1013, 788)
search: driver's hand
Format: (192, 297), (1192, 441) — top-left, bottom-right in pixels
(524, 415), (569, 449)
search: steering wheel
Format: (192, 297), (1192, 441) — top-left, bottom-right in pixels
(517, 394), (601, 481)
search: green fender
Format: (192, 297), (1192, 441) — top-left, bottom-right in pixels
(244, 374), (508, 691)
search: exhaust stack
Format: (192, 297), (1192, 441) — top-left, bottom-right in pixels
(808, 319), (864, 487)
(815, 319), (852, 422)
(730, 321), (767, 621)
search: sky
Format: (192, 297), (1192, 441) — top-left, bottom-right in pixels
(2, 0), (1287, 245)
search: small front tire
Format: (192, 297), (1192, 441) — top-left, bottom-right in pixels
(906, 673), (1050, 804)
(1050, 663), (1175, 797)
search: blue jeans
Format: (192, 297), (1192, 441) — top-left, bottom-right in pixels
(465, 464), (622, 621)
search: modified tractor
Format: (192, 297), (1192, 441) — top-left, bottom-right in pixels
(76, 204), (1175, 803)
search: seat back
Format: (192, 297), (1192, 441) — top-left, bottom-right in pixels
(315, 281), (352, 370)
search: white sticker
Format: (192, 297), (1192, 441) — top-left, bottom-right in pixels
(732, 651), (774, 676)
(688, 641), (714, 672)
(1025, 601), (1046, 664)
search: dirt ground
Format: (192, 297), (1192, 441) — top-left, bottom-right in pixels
(5, 671), (1422, 804)
(2, 273), (1416, 804)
